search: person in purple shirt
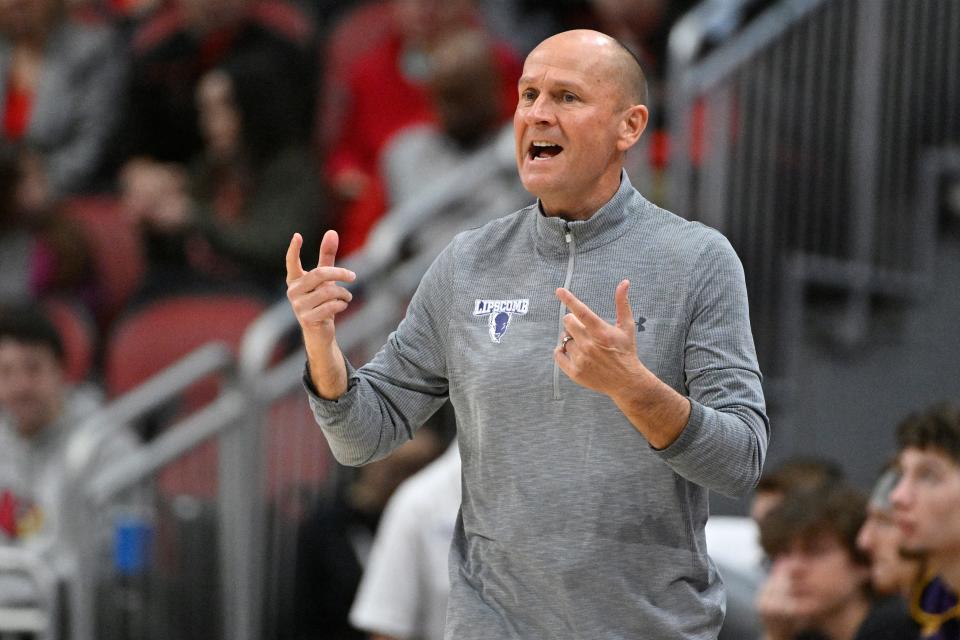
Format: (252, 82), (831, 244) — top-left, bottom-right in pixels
(912, 576), (959, 640)
(890, 404), (960, 639)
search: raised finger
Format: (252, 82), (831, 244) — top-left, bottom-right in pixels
(285, 233), (305, 284)
(614, 279), (634, 332)
(317, 229), (339, 269)
(556, 288), (607, 331)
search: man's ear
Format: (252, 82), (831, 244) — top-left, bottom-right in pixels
(617, 104), (649, 152)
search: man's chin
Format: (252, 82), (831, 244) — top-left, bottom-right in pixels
(519, 171), (545, 188)
(872, 575), (901, 596)
(519, 173), (560, 200)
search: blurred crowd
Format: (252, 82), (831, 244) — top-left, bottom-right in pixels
(739, 406), (960, 640)
(4, 1), (957, 640)
(0, 0), (700, 325)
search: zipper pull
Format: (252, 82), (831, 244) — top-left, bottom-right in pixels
(564, 223), (572, 244)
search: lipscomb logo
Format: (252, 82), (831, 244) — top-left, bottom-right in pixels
(473, 299), (529, 344)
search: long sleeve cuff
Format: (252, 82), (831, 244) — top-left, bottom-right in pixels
(302, 358), (358, 408)
(651, 399), (763, 497)
(652, 398), (706, 458)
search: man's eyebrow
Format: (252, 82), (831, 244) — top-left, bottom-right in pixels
(517, 76), (588, 93)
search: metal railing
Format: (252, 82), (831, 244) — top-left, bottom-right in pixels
(58, 343), (247, 640)
(665, 0), (959, 405)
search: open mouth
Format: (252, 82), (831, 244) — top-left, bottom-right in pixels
(528, 141), (563, 160)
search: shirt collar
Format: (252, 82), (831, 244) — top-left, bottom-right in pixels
(533, 170), (645, 255)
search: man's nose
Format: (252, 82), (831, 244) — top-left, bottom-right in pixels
(525, 94), (556, 126)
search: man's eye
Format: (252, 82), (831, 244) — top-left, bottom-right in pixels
(562, 93), (577, 103)
(521, 90), (537, 101)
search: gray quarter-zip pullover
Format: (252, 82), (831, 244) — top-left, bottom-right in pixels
(306, 172), (769, 639)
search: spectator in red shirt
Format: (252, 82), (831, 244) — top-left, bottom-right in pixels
(324, 0), (520, 255)
(0, 0), (127, 196)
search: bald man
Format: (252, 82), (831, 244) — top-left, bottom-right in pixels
(286, 30), (768, 639)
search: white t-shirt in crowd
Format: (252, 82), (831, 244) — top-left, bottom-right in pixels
(350, 443), (461, 640)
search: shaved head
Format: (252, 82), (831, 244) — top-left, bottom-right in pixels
(529, 30), (647, 110)
(610, 39), (648, 107)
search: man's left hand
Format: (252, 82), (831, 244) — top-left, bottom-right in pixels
(554, 280), (646, 399)
(555, 281), (691, 448)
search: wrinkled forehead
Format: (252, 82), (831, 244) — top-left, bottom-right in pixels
(520, 44), (612, 86)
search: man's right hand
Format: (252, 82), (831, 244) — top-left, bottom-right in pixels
(286, 230), (357, 399)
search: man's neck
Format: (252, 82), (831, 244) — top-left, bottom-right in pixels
(539, 174), (622, 222)
(539, 198), (602, 222)
(933, 551), (960, 595)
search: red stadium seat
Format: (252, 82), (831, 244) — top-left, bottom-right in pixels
(104, 293), (267, 399)
(104, 293), (268, 499)
(61, 196), (145, 330)
(42, 297), (97, 384)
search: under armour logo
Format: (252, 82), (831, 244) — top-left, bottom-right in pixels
(636, 316), (646, 332)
